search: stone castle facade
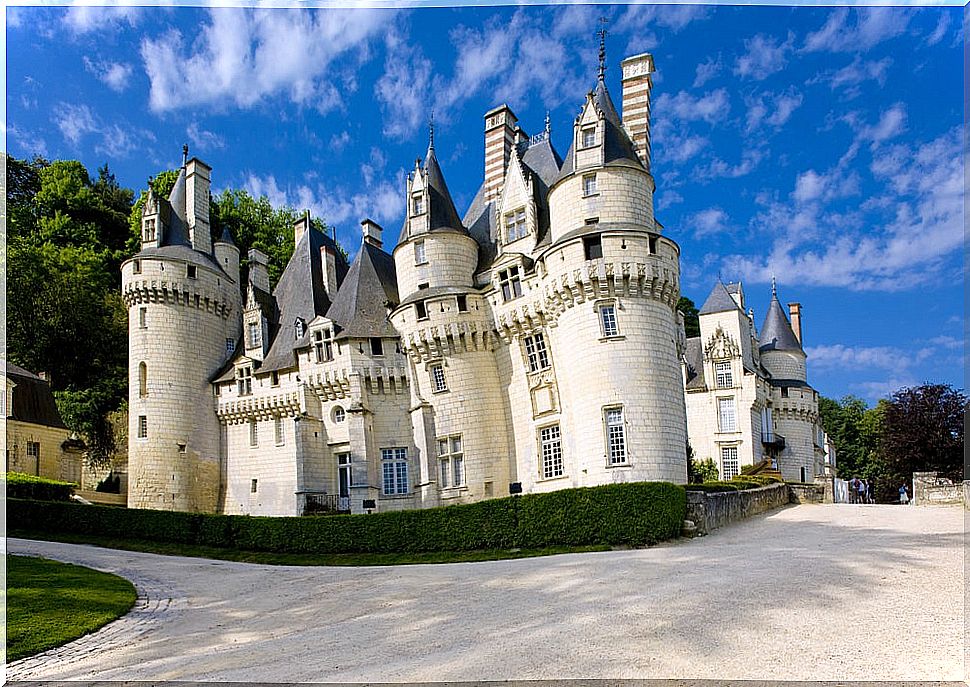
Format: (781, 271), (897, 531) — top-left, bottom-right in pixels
(122, 52), (825, 515)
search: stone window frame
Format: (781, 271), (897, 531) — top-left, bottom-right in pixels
(138, 362), (148, 398)
(436, 434), (465, 489)
(247, 320), (261, 349)
(429, 362), (448, 394)
(133, 259), (142, 274)
(523, 331), (551, 373)
(332, 405), (346, 423)
(498, 265), (523, 302)
(714, 360), (733, 389)
(720, 444), (740, 480)
(187, 264), (198, 280)
(249, 419), (259, 447)
(26, 441), (40, 463)
(595, 299), (621, 339)
(251, 478), (258, 494)
(226, 338), (236, 354)
(274, 416), (285, 446)
(381, 447), (409, 496)
(313, 327), (334, 363)
(504, 207), (528, 244)
(580, 126), (596, 149)
(138, 307), (148, 329)
(582, 173), (598, 197)
(137, 415), (148, 440)
(236, 366), (253, 397)
(538, 423), (565, 480)
(411, 193), (425, 216)
(717, 396), (737, 433)
(414, 239), (427, 265)
(604, 405), (628, 466)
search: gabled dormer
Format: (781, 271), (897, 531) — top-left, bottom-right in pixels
(243, 248), (273, 362)
(496, 146), (538, 254)
(574, 91), (607, 171)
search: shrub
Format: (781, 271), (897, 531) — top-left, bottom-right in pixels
(6, 472), (75, 501)
(8, 480), (687, 554)
(685, 479), (773, 493)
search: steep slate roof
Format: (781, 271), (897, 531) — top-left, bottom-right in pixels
(699, 281), (743, 315)
(759, 292), (803, 353)
(555, 79), (644, 184)
(216, 225), (236, 245)
(683, 338), (706, 390)
(462, 183), (497, 274)
(6, 362), (68, 429)
(326, 241), (399, 340)
(260, 227), (349, 373)
(424, 144), (466, 234)
(162, 166), (191, 247)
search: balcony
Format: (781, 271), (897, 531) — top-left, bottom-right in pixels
(761, 431), (786, 450)
(302, 493), (351, 515)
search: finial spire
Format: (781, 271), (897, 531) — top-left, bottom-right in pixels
(544, 111), (551, 134)
(771, 275), (777, 297)
(428, 109), (435, 152)
(182, 144), (189, 166)
(597, 17), (608, 82)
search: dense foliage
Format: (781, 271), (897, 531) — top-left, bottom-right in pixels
(7, 154), (333, 466)
(6, 472), (76, 501)
(677, 296), (700, 338)
(7, 555), (137, 661)
(8, 481), (687, 553)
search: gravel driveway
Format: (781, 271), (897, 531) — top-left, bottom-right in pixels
(6, 504), (964, 682)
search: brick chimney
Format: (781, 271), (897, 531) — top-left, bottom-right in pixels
(483, 104), (517, 204)
(620, 53), (655, 169)
(362, 219), (383, 249)
(293, 211), (310, 249)
(788, 302), (803, 344)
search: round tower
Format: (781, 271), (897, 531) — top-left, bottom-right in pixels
(390, 138), (511, 505)
(532, 62), (686, 486)
(122, 157), (242, 512)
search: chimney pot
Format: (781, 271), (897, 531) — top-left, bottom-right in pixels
(361, 219), (383, 248)
(788, 302), (803, 344)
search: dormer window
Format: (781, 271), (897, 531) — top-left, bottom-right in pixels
(313, 328), (334, 363)
(505, 208), (527, 243)
(582, 127), (596, 148)
(143, 219), (156, 242)
(247, 320), (261, 348)
(412, 194), (425, 215)
(294, 318), (306, 340)
(236, 366), (253, 396)
(498, 266), (523, 302)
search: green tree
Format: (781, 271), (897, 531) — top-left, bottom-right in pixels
(677, 296), (700, 338)
(818, 395), (877, 479)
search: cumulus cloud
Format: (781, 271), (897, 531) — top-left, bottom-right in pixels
(745, 88), (803, 133)
(654, 88), (729, 125)
(693, 148), (766, 181)
(803, 8), (911, 53)
(141, 8), (392, 114)
(53, 101), (153, 158)
(734, 32), (794, 81)
(815, 56), (892, 98)
(688, 207), (730, 238)
(693, 55), (721, 88)
(375, 35), (434, 140)
(63, 4), (141, 34)
(186, 122), (226, 151)
(83, 57), (134, 92)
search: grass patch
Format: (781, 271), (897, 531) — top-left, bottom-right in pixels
(6, 555), (137, 662)
(9, 530), (614, 567)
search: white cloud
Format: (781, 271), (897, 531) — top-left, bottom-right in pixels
(803, 8), (911, 53)
(925, 12), (950, 46)
(859, 104), (907, 145)
(821, 56), (892, 97)
(375, 36), (433, 140)
(63, 5), (140, 34)
(656, 190), (683, 212)
(792, 167), (860, 204)
(688, 207), (730, 238)
(693, 148), (766, 180)
(806, 344), (913, 371)
(8, 126), (49, 158)
(654, 88), (729, 125)
(734, 32), (794, 81)
(693, 56), (721, 88)
(83, 57), (133, 92)
(141, 8), (392, 114)
(850, 378), (918, 401)
(53, 102), (97, 144)
(52, 101), (154, 158)
(329, 131), (351, 152)
(745, 88), (803, 133)
(186, 122), (226, 151)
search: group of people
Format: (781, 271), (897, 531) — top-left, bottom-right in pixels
(847, 477), (874, 504)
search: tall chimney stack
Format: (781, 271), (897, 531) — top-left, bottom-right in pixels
(483, 104), (517, 204)
(361, 219), (383, 249)
(185, 157), (213, 254)
(293, 211), (310, 248)
(788, 302), (802, 344)
(620, 53), (655, 169)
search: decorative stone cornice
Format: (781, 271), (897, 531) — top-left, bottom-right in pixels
(217, 390), (301, 424)
(399, 319), (496, 362)
(123, 278), (234, 320)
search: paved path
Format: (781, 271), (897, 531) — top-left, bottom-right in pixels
(6, 504), (964, 682)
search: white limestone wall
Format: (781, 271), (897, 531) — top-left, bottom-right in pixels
(547, 167), (655, 243)
(123, 255), (241, 512)
(6, 420), (76, 481)
(394, 232), (479, 298)
(771, 386), (821, 481)
(223, 416), (299, 515)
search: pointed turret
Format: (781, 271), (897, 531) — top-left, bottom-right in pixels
(759, 285), (803, 353)
(326, 223), (399, 340)
(423, 141), (465, 234)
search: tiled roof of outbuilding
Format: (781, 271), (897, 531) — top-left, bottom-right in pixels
(5, 362), (68, 429)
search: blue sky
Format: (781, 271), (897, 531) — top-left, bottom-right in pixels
(5, 2), (964, 403)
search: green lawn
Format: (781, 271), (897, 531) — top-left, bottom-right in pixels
(6, 555), (137, 662)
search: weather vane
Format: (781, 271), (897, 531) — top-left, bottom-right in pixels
(428, 109), (435, 151)
(182, 143), (189, 166)
(597, 17), (609, 81)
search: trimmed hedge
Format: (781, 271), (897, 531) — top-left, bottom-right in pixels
(7, 472), (75, 501)
(9, 481), (686, 554)
(685, 479), (766, 493)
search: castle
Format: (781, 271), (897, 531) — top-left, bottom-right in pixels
(121, 51), (826, 516)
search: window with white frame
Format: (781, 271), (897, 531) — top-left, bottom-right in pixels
(249, 419), (258, 447)
(332, 406), (346, 423)
(581, 127), (596, 147)
(540, 424), (564, 479)
(412, 194), (425, 215)
(605, 407), (627, 465)
(247, 320), (261, 349)
(582, 173), (597, 197)
(505, 208), (527, 243)
(498, 266), (523, 302)
(523, 332), (550, 372)
(715, 361), (733, 388)
(718, 397), (737, 432)
(599, 304), (619, 337)
(27, 441), (40, 464)
(236, 366), (253, 396)
(721, 445), (739, 479)
(137, 415), (148, 439)
(430, 363), (447, 393)
(313, 328), (334, 363)
(274, 416), (285, 446)
(381, 447), (409, 495)
(437, 435), (464, 488)
(414, 240), (427, 265)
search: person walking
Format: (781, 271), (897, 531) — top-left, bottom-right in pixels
(857, 479), (866, 504)
(899, 482), (909, 505)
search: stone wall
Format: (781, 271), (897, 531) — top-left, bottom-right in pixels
(685, 482), (789, 535)
(912, 471), (964, 506)
(788, 482), (825, 504)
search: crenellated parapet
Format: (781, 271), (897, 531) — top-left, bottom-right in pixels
(540, 258), (678, 327)
(399, 319), (497, 362)
(495, 300), (550, 343)
(123, 278), (235, 320)
(217, 390), (302, 424)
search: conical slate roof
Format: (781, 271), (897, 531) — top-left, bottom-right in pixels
(326, 241), (399, 340)
(424, 144), (465, 233)
(163, 166), (190, 246)
(699, 281), (743, 315)
(216, 225), (236, 245)
(759, 291), (803, 353)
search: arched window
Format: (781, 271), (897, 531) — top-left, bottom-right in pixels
(332, 406), (346, 423)
(139, 362), (148, 398)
